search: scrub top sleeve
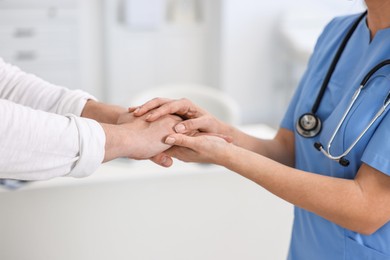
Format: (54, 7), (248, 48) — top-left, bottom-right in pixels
(361, 113), (390, 176)
(280, 81), (303, 131)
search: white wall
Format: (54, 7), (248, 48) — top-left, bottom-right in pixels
(217, 0), (364, 125)
(101, 0), (364, 124)
(0, 0), (365, 124)
(103, 0), (219, 107)
(78, 0), (105, 99)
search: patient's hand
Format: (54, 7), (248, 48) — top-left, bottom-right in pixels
(115, 112), (182, 161)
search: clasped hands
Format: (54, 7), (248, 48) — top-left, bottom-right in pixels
(125, 98), (234, 167)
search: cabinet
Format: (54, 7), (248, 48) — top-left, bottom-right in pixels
(0, 0), (81, 89)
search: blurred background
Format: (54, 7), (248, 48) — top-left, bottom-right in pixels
(0, 1), (365, 260)
(0, 0), (364, 126)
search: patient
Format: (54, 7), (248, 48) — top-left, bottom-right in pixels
(0, 58), (178, 181)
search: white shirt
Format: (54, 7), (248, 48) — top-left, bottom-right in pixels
(0, 58), (105, 181)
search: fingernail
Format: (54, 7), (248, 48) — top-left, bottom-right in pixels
(175, 124), (186, 133)
(161, 156), (170, 167)
(134, 107), (140, 113)
(146, 114), (152, 120)
(161, 156), (167, 165)
(165, 137), (175, 145)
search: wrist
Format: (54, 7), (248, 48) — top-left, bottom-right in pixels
(220, 122), (238, 142)
(221, 143), (243, 169)
(82, 100), (127, 124)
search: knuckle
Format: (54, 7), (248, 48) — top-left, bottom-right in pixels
(179, 98), (193, 106)
(150, 97), (162, 104)
(185, 119), (195, 129)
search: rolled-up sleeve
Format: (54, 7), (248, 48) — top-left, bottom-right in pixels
(0, 57), (106, 180)
(0, 99), (105, 180)
(66, 115), (106, 178)
(0, 57), (95, 116)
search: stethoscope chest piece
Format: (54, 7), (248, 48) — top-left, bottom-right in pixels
(296, 113), (322, 138)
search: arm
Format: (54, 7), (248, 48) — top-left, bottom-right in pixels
(164, 130), (390, 235)
(81, 99), (127, 124)
(0, 98), (179, 181)
(0, 58), (131, 123)
(132, 98), (295, 166)
(0, 99), (104, 180)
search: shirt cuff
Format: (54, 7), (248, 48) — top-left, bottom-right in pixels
(57, 90), (98, 117)
(66, 115), (106, 178)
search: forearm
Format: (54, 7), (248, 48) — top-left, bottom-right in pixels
(227, 125), (295, 167)
(81, 100), (127, 124)
(222, 145), (376, 234)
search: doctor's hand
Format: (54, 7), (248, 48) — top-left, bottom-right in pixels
(163, 133), (234, 165)
(130, 98), (231, 137)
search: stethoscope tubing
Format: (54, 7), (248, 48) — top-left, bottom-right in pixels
(297, 11), (390, 166)
(320, 60), (390, 161)
(317, 96), (390, 161)
(311, 11), (368, 114)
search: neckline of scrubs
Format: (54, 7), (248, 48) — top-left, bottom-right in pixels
(363, 18), (390, 45)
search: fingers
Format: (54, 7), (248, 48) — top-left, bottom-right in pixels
(134, 98), (200, 122)
(173, 117), (209, 134)
(205, 133), (233, 143)
(185, 131), (232, 143)
(150, 153), (173, 167)
(165, 134), (195, 149)
(128, 107), (137, 113)
(131, 98), (172, 117)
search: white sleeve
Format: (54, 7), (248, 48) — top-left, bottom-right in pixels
(0, 99), (105, 181)
(0, 57), (95, 116)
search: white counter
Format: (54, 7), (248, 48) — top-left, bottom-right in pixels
(0, 124), (293, 260)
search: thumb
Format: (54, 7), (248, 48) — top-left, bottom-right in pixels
(204, 133), (233, 143)
(150, 153), (173, 167)
(174, 117), (209, 134)
(165, 134), (195, 148)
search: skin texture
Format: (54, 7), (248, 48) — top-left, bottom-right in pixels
(81, 100), (181, 166)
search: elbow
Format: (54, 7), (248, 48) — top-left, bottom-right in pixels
(349, 215), (387, 236)
(354, 225), (380, 236)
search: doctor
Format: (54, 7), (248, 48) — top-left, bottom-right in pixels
(132, 0), (390, 259)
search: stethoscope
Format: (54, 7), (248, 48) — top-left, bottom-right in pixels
(296, 11), (390, 167)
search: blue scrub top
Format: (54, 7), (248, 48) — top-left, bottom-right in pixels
(281, 13), (390, 260)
